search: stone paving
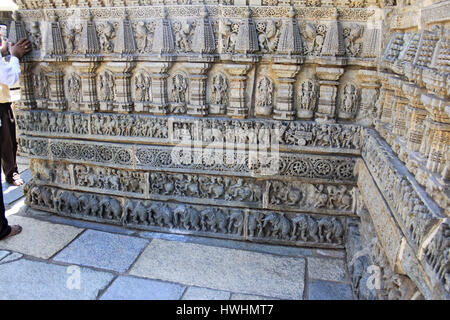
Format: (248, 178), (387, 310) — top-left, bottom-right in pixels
(0, 157), (354, 300)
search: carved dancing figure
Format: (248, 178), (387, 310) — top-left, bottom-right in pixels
(97, 22), (117, 53)
(173, 21), (193, 52)
(303, 23), (326, 55)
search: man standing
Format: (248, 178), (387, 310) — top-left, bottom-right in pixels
(0, 36), (31, 240)
(1, 26), (23, 186)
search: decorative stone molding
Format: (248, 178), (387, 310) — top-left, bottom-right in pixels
(23, 182), (347, 248)
(12, 0), (450, 300)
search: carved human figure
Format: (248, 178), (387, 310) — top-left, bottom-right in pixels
(134, 21), (153, 53)
(303, 23), (326, 55)
(97, 21), (117, 53)
(256, 20), (280, 53)
(212, 74), (228, 105)
(343, 24), (364, 57)
(311, 184), (329, 208)
(66, 23), (83, 53)
(135, 72), (152, 102)
(68, 73), (81, 103)
(171, 74), (188, 113)
(28, 21), (41, 50)
(255, 77), (274, 116)
(219, 19), (238, 53)
(173, 20), (193, 53)
(34, 72), (49, 99)
(298, 80), (318, 118)
(340, 83), (359, 118)
(99, 71), (115, 101)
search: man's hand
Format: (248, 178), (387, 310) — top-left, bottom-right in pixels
(10, 38), (31, 59)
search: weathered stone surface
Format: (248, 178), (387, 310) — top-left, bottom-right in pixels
(54, 230), (149, 272)
(100, 276), (185, 300)
(182, 287), (231, 300)
(307, 257), (348, 283)
(130, 239), (305, 300)
(0, 259), (114, 300)
(230, 293), (274, 300)
(0, 215), (83, 259)
(308, 280), (353, 300)
(12, 0), (450, 300)
(0, 250), (10, 262)
(0, 252), (23, 264)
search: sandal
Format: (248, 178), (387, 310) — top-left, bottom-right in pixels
(4, 225), (22, 239)
(7, 173), (24, 186)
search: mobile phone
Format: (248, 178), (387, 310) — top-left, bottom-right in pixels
(0, 25), (7, 42)
(0, 25), (10, 55)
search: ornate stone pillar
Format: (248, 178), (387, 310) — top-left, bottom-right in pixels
(18, 62), (36, 110)
(272, 64), (301, 120)
(403, 83), (426, 153)
(185, 62), (212, 116)
(378, 72), (394, 126)
(390, 76), (408, 139)
(419, 116), (434, 160)
(427, 125), (449, 175)
(422, 94), (450, 176)
(107, 62), (135, 113)
(148, 62), (172, 115)
(313, 6), (346, 123)
(224, 64), (252, 118)
(315, 66), (344, 123)
(41, 63), (67, 111)
(271, 7), (303, 120)
(72, 61), (100, 112)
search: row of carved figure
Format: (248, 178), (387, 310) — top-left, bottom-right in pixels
(362, 133), (448, 293)
(16, 109), (363, 149)
(17, 9), (366, 57)
(30, 68), (362, 119)
(14, 0), (400, 9)
(362, 135), (442, 250)
(29, 159), (355, 211)
(375, 27), (449, 211)
(24, 183), (346, 245)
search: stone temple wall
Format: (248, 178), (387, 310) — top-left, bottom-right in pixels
(9, 0), (449, 299)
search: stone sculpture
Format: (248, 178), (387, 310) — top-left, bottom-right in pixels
(12, 0), (450, 300)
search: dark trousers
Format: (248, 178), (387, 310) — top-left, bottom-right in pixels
(0, 111), (11, 239)
(0, 102), (18, 182)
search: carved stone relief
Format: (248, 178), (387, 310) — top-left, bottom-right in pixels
(12, 0), (450, 299)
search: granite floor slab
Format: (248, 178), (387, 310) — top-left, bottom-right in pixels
(0, 215), (84, 259)
(0, 259), (114, 300)
(53, 229), (149, 272)
(230, 293), (274, 300)
(129, 239), (305, 300)
(308, 280), (354, 300)
(182, 287), (231, 300)
(100, 276), (185, 300)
